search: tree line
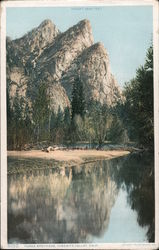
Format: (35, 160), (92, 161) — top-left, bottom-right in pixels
(118, 45), (153, 149)
(7, 45), (153, 150)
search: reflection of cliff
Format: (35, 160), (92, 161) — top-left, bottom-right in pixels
(8, 167), (72, 243)
(60, 161), (118, 243)
(8, 159), (118, 243)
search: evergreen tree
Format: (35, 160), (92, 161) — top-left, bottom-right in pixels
(107, 115), (128, 144)
(87, 100), (112, 146)
(122, 45), (153, 148)
(54, 107), (64, 144)
(63, 107), (71, 143)
(32, 82), (49, 141)
(71, 76), (85, 119)
(56, 107), (64, 128)
(23, 102), (33, 144)
(64, 107), (71, 126)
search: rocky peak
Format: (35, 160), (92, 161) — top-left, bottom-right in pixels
(7, 19), (60, 72)
(70, 19), (93, 39)
(87, 42), (106, 51)
(36, 19), (94, 81)
(7, 18), (122, 114)
(78, 42), (121, 106)
(79, 42), (110, 72)
(64, 19), (94, 47)
(13, 19), (60, 52)
(38, 19), (54, 28)
(61, 42), (121, 106)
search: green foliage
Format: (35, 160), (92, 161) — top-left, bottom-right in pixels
(32, 82), (49, 141)
(87, 101), (112, 146)
(7, 90), (33, 150)
(122, 45), (153, 148)
(71, 76), (85, 119)
(63, 107), (71, 142)
(49, 107), (71, 144)
(107, 115), (128, 144)
(11, 51), (156, 149)
(64, 107), (71, 127)
(70, 99), (126, 146)
(53, 107), (65, 144)
(7, 90), (128, 148)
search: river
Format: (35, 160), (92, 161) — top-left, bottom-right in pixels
(7, 151), (154, 244)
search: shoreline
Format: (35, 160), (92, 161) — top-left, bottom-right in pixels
(7, 149), (130, 164)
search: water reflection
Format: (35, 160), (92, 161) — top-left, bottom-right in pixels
(8, 152), (154, 243)
(114, 152), (155, 242)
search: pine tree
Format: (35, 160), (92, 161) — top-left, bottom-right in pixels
(71, 76), (85, 119)
(33, 82), (49, 141)
(123, 45), (153, 148)
(64, 107), (71, 127)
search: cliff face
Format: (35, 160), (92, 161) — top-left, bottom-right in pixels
(7, 19), (122, 113)
(7, 19), (60, 69)
(61, 42), (122, 105)
(36, 19), (94, 80)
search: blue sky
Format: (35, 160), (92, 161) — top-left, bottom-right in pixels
(6, 6), (153, 87)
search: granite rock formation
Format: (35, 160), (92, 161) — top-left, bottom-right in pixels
(7, 19), (122, 113)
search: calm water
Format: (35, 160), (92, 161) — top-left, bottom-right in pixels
(8, 152), (155, 244)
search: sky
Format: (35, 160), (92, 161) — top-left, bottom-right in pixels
(6, 6), (153, 87)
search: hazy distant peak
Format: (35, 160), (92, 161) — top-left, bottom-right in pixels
(38, 19), (54, 27)
(77, 19), (91, 27)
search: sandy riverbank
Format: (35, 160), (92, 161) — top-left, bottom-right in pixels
(8, 149), (130, 164)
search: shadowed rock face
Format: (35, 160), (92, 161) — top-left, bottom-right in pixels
(7, 19), (122, 113)
(61, 42), (122, 105)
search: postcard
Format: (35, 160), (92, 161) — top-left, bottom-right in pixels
(1, 0), (159, 249)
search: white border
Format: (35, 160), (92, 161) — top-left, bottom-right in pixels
(1, 0), (156, 7)
(153, 0), (159, 248)
(1, 0), (159, 249)
(1, 1), (7, 249)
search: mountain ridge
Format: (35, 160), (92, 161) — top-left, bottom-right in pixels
(7, 19), (122, 113)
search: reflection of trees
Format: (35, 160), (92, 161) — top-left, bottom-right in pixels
(8, 160), (118, 243)
(8, 153), (154, 243)
(113, 152), (155, 242)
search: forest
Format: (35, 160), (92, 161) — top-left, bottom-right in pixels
(7, 45), (153, 151)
